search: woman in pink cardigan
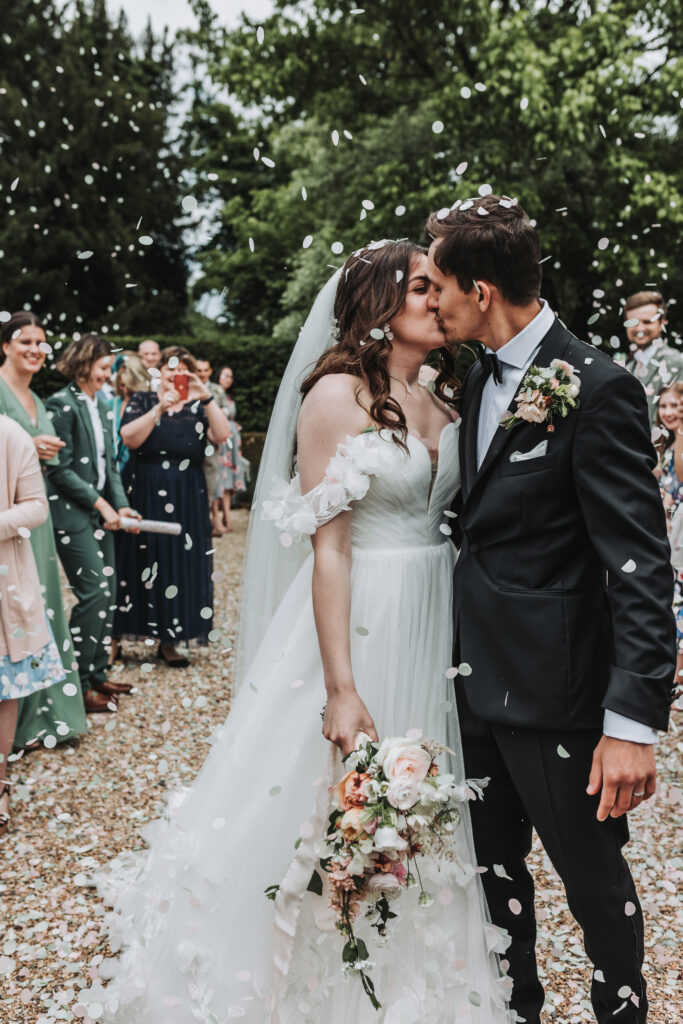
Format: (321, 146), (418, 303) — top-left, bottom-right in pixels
(0, 415), (66, 836)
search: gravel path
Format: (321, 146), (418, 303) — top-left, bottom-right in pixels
(0, 507), (680, 1023)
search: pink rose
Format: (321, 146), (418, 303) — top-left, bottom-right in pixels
(367, 872), (403, 894)
(515, 402), (548, 424)
(381, 741), (432, 784)
(550, 377), (560, 390)
(390, 860), (408, 883)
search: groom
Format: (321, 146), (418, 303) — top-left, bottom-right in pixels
(425, 197), (676, 1024)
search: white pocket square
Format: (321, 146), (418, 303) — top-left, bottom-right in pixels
(509, 440), (548, 463)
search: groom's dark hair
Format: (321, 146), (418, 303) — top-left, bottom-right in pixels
(425, 195), (542, 306)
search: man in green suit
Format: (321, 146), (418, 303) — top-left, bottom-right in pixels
(625, 290), (683, 425)
(46, 335), (139, 712)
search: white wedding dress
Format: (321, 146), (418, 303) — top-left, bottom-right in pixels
(91, 423), (513, 1024)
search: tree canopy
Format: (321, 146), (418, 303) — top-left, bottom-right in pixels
(185, 0), (683, 351)
(0, 0), (189, 337)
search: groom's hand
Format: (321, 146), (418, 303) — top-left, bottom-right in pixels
(587, 736), (657, 821)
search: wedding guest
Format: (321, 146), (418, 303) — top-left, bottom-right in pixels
(653, 382), (683, 488)
(138, 339), (161, 370)
(111, 351), (150, 472)
(213, 366), (247, 533)
(653, 383), (683, 698)
(114, 346), (229, 666)
(625, 290), (683, 424)
(138, 339), (161, 393)
(46, 334), (139, 710)
(0, 312), (87, 746)
(196, 358), (229, 535)
(1, 415), (67, 835)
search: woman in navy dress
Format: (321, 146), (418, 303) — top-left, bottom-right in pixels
(114, 347), (230, 667)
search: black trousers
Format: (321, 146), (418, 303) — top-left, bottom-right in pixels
(456, 684), (647, 1024)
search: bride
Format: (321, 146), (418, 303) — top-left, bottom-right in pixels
(92, 240), (513, 1023)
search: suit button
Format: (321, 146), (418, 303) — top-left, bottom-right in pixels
(470, 543), (479, 553)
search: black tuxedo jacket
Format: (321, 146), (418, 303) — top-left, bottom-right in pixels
(453, 318), (676, 732)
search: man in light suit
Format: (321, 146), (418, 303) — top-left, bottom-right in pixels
(624, 290), (683, 424)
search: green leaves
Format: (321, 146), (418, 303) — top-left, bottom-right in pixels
(306, 869), (323, 896)
(184, 0), (683, 351)
(0, 0), (189, 337)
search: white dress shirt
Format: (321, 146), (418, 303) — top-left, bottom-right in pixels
(477, 301), (555, 467)
(634, 342), (663, 378)
(82, 392), (107, 492)
(477, 300), (658, 746)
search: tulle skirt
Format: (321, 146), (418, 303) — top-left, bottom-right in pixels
(91, 542), (512, 1023)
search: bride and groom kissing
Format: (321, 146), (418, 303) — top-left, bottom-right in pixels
(93, 196), (675, 1024)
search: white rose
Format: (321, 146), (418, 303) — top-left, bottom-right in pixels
(373, 827), (408, 855)
(386, 776), (420, 810)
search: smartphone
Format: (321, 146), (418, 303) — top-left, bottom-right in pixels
(174, 373), (188, 400)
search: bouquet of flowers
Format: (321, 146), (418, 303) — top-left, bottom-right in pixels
(499, 357), (581, 432)
(320, 733), (480, 1009)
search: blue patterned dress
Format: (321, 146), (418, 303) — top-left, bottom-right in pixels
(0, 620), (66, 700)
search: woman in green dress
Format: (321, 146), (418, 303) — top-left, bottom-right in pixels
(0, 312), (90, 748)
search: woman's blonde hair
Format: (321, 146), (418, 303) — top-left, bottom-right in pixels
(113, 352), (151, 397)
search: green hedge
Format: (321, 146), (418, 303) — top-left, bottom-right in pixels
(32, 332), (295, 433)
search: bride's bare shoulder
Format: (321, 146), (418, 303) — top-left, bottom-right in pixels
(298, 373), (368, 435)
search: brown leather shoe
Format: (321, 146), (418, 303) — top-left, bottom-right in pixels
(84, 690), (118, 713)
(93, 679), (133, 696)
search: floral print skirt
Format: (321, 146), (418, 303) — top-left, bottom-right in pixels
(0, 621), (67, 700)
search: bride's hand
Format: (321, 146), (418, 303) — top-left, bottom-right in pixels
(323, 690), (379, 758)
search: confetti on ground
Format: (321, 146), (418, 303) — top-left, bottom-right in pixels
(0, 507), (680, 1023)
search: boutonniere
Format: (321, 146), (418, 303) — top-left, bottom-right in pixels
(500, 358), (581, 433)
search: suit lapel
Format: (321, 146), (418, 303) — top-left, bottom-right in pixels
(463, 319), (574, 507)
(460, 361), (486, 501)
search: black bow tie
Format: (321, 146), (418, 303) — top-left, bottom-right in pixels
(481, 352), (503, 385)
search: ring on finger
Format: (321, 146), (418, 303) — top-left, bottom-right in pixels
(633, 790), (645, 798)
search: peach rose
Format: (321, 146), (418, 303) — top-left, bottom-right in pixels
(551, 358), (573, 376)
(549, 377), (560, 390)
(335, 770), (371, 812)
(515, 402), (548, 424)
(339, 806), (366, 842)
(382, 742), (432, 784)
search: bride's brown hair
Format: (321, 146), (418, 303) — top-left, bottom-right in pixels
(300, 240), (461, 448)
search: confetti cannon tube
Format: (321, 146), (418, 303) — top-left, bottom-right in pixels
(120, 517), (182, 535)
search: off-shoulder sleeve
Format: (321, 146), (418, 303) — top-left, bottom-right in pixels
(262, 432), (387, 544)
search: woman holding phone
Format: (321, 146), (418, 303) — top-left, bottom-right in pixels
(113, 347), (229, 666)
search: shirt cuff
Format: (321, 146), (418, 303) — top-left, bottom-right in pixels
(603, 709), (659, 745)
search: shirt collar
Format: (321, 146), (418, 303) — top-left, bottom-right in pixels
(490, 299), (555, 370)
(634, 340), (662, 366)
